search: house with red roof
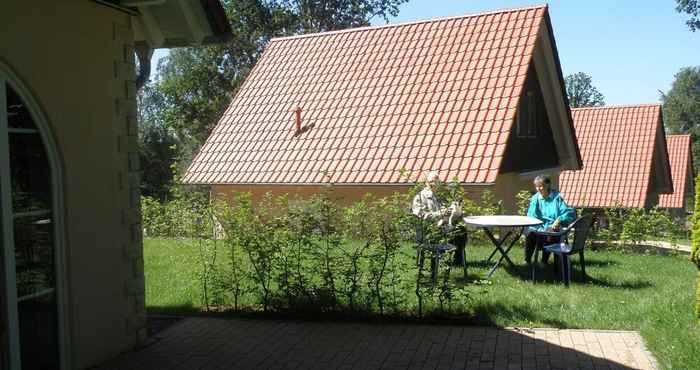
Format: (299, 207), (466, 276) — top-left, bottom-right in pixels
(559, 104), (673, 209)
(659, 134), (694, 216)
(184, 5), (583, 212)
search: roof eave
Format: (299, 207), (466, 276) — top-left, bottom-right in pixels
(185, 182), (497, 187)
(130, 0), (232, 48)
(534, 9), (582, 171)
(655, 110), (674, 194)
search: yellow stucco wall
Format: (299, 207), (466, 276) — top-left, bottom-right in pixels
(2, 1), (142, 368)
(211, 177), (545, 214)
(214, 184), (491, 208)
(213, 184), (419, 205)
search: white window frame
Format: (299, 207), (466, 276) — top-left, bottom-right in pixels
(0, 61), (71, 370)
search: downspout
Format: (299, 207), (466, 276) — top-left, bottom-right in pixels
(135, 41), (153, 91)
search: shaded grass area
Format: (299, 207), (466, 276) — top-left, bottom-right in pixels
(144, 238), (699, 369)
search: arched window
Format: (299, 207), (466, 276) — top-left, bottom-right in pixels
(1, 65), (67, 369)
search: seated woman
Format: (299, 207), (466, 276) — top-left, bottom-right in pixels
(524, 175), (576, 264)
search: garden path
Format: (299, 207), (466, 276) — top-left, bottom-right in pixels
(640, 240), (691, 253)
(95, 317), (657, 370)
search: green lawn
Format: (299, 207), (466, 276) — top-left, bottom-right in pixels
(145, 238), (699, 370)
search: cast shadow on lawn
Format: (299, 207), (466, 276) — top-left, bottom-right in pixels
(468, 301), (573, 328)
(466, 254), (619, 269)
(499, 263), (653, 290)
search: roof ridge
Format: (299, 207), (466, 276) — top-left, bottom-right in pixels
(270, 3), (548, 42)
(571, 103), (662, 111)
(665, 133), (692, 138)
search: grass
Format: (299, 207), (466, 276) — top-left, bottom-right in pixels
(144, 237), (699, 370)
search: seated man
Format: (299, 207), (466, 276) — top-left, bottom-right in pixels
(411, 171), (466, 265)
(524, 175), (576, 264)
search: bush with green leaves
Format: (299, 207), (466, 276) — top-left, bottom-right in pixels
(141, 190), (211, 238)
(585, 206), (682, 250)
(142, 182), (500, 317)
(516, 190), (532, 216)
(144, 182), (686, 317)
(691, 175), (700, 318)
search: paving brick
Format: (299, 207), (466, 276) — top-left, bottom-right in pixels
(95, 319), (658, 370)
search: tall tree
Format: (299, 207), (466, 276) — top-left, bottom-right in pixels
(138, 0), (408, 196)
(662, 67), (700, 172)
(676, 0), (700, 31)
(565, 72), (605, 108)
(137, 83), (180, 199)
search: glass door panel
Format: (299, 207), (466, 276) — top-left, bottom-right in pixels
(3, 82), (58, 369)
(1, 220), (8, 370)
(16, 215), (57, 369)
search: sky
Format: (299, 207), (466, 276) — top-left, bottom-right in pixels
(152, 0), (700, 106)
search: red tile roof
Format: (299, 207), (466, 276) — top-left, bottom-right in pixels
(559, 104), (670, 208)
(659, 134), (692, 208)
(184, 5), (556, 185)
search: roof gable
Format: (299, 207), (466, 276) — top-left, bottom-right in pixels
(659, 134), (693, 208)
(500, 63), (560, 172)
(559, 104), (672, 208)
(184, 5), (573, 185)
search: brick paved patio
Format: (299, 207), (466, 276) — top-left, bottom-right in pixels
(96, 317), (657, 370)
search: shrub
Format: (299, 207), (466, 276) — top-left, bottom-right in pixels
(592, 207), (624, 248)
(141, 191), (211, 238)
(141, 196), (164, 237)
(143, 185), (473, 316)
(146, 184), (690, 317)
(587, 206), (682, 250)
(620, 208), (651, 245)
(691, 175), (700, 317)
(696, 273), (700, 319)
(516, 190), (531, 216)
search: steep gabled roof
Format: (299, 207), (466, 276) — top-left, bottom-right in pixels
(659, 134), (693, 208)
(559, 104), (673, 208)
(184, 5), (576, 185)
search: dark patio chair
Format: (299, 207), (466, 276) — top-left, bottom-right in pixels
(531, 215), (593, 286)
(414, 217), (466, 286)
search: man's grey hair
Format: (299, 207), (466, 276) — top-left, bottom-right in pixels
(425, 171), (441, 184)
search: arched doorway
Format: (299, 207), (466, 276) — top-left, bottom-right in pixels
(0, 64), (68, 369)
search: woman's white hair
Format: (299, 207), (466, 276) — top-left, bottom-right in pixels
(533, 175), (552, 190)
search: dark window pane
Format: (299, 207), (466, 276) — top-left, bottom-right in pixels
(14, 215), (54, 298)
(6, 84), (35, 130)
(527, 91), (537, 137)
(0, 209), (6, 370)
(19, 292), (58, 370)
(9, 132), (51, 213)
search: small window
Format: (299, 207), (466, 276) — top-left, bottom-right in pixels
(516, 91), (537, 138)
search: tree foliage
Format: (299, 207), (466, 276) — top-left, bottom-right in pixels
(564, 72), (605, 108)
(676, 0), (700, 31)
(138, 0), (408, 197)
(662, 67), (700, 172)
(691, 175), (700, 317)
(692, 174), (700, 269)
(137, 84), (179, 200)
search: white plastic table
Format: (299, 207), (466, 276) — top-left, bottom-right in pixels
(463, 216), (543, 278)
